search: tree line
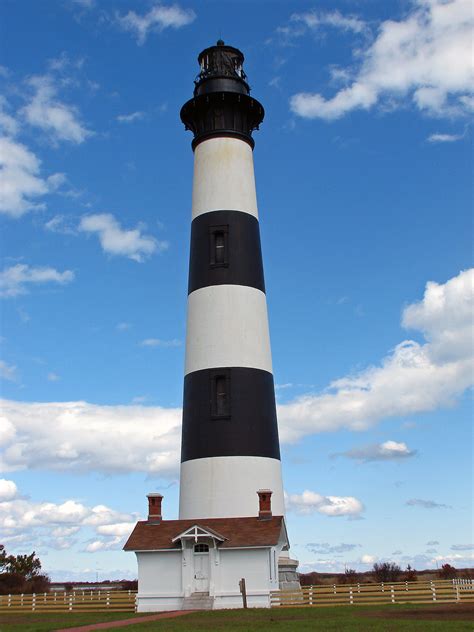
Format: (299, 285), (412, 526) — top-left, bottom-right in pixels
(300, 561), (464, 586)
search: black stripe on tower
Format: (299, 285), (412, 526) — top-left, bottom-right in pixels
(181, 367), (280, 462)
(188, 210), (265, 295)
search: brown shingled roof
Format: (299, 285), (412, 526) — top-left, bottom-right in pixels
(123, 516), (285, 551)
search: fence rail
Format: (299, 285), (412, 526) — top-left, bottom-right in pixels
(0, 590), (137, 613)
(271, 579), (474, 608)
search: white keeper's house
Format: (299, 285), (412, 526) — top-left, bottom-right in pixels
(124, 491), (289, 611)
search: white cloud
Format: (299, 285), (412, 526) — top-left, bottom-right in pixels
(140, 338), (181, 348)
(116, 322), (131, 331)
(451, 544), (473, 551)
(0, 479), (18, 501)
(361, 554), (377, 565)
(0, 400), (181, 475)
(0, 96), (19, 136)
(433, 552), (474, 565)
(306, 542), (361, 554)
(47, 372), (61, 382)
(1, 493), (129, 531)
(0, 137), (57, 218)
(0, 479), (136, 553)
(0, 360), (18, 383)
(84, 537), (123, 553)
(285, 490), (364, 517)
(336, 440), (417, 462)
(0, 417), (16, 446)
(0, 264), (75, 298)
(290, 0), (474, 120)
(116, 111), (145, 123)
(96, 522), (137, 537)
(427, 132), (463, 142)
(71, 0), (95, 7)
(52, 526), (80, 537)
(79, 213), (167, 262)
(44, 214), (77, 235)
(290, 9), (367, 35)
(406, 498), (451, 509)
(116, 4), (196, 45)
(277, 269), (474, 442)
(21, 75), (91, 144)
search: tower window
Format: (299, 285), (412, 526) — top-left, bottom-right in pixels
(209, 225), (229, 268)
(211, 370), (231, 418)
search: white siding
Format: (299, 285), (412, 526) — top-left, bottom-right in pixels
(137, 551), (182, 596)
(218, 549), (269, 592)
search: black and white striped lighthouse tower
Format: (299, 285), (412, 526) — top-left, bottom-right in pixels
(179, 41), (285, 521)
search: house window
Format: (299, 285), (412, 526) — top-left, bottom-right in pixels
(211, 370), (231, 419)
(209, 225), (229, 268)
(194, 543), (209, 553)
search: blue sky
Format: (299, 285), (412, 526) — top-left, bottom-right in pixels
(0, 0), (472, 581)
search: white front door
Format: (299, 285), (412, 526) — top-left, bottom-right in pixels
(193, 543), (210, 592)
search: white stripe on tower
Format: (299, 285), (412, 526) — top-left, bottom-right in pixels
(179, 41), (284, 520)
(192, 137), (258, 219)
(185, 284), (272, 375)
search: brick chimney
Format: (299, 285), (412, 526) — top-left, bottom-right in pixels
(257, 489), (272, 520)
(147, 493), (163, 523)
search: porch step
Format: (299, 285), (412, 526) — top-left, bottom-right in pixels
(182, 592), (214, 610)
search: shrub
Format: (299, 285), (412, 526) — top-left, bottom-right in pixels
(343, 568), (359, 584)
(402, 565), (417, 582)
(120, 580), (138, 591)
(372, 562), (401, 583)
(0, 572), (26, 595)
(27, 574), (51, 593)
(439, 564), (457, 579)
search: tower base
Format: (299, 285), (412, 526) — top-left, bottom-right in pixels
(278, 557), (301, 591)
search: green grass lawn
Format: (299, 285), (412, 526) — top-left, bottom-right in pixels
(0, 604), (473, 632)
(0, 611), (142, 632)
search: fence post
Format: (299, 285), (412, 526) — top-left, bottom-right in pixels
(357, 582), (360, 593)
(239, 579), (247, 609)
(32, 593), (36, 612)
(455, 584), (460, 602)
(8, 594), (11, 608)
(333, 584), (336, 595)
(349, 587), (353, 605)
(405, 581), (408, 591)
(390, 585), (395, 604)
(431, 581), (436, 602)
(69, 595), (73, 611)
(381, 582), (384, 592)
(106, 592), (110, 608)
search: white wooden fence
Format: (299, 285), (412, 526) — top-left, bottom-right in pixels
(271, 579), (474, 608)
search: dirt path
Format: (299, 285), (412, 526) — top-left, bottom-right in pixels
(55, 610), (195, 631)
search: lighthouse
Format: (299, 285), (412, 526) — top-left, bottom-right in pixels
(179, 40), (285, 520)
(124, 41), (300, 610)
